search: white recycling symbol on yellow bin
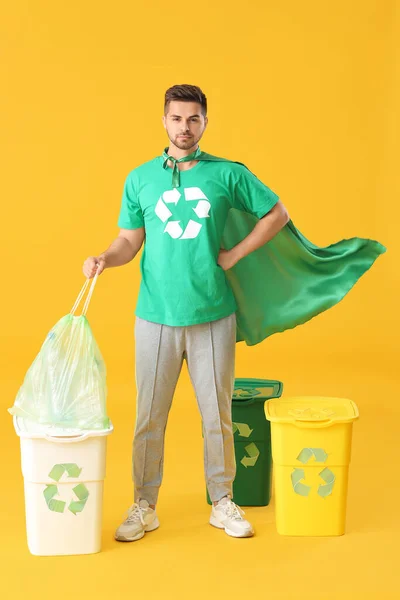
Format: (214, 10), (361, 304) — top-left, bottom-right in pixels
(291, 448), (336, 498)
(155, 187), (211, 239)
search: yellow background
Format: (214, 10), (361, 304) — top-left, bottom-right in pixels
(0, 1), (398, 599)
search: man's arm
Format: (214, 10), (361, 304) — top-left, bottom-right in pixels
(83, 228), (145, 278)
(218, 201), (289, 271)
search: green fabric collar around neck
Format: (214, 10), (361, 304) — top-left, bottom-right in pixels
(162, 146), (203, 188)
(161, 146), (250, 188)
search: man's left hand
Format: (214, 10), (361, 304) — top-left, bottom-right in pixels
(217, 248), (240, 271)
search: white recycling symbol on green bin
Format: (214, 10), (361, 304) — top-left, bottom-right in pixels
(232, 422), (253, 438)
(232, 387), (261, 400)
(43, 463), (89, 515)
(155, 187), (211, 239)
(291, 448), (336, 498)
(232, 422), (260, 468)
(241, 443), (260, 468)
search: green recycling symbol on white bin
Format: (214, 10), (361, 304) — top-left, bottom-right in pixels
(291, 448), (336, 498)
(232, 422), (260, 468)
(43, 463), (89, 515)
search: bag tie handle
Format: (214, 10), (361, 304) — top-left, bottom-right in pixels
(70, 267), (100, 317)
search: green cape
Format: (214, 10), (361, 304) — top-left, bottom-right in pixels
(168, 150), (387, 346)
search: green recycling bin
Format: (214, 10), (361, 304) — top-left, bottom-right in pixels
(205, 378), (283, 506)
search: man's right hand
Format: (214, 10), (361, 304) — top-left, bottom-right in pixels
(83, 256), (106, 279)
(82, 229), (145, 278)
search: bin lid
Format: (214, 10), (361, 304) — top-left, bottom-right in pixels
(264, 396), (359, 424)
(13, 415), (114, 440)
(233, 378), (283, 401)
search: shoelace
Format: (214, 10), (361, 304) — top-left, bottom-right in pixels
(218, 499), (246, 521)
(124, 503), (146, 526)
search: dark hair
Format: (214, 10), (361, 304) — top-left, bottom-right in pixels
(164, 84), (207, 116)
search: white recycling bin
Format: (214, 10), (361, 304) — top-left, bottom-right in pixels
(14, 415), (113, 556)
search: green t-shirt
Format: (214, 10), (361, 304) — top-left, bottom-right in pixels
(117, 155), (279, 326)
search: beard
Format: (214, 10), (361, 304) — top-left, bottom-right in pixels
(166, 129), (202, 151)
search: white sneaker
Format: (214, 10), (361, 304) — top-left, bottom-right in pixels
(210, 495), (254, 538)
(114, 499), (160, 542)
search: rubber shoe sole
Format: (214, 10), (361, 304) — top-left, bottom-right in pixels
(114, 517), (160, 542)
(209, 515), (254, 538)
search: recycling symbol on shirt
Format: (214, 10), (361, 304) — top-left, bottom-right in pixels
(155, 186), (211, 239)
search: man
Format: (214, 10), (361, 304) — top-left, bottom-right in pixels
(83, 84), (290, 541)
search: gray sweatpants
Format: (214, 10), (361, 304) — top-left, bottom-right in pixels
(132, 312), (237, 505)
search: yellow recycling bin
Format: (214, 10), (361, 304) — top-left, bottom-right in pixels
(264, 396), (359, 536)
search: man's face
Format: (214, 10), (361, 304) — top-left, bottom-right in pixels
(162, 101), (208, 150)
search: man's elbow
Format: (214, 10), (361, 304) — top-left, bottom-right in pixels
(282, 209), (290, 225)
(265, 202), (290, 226)
(276, 200), (290, 222)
